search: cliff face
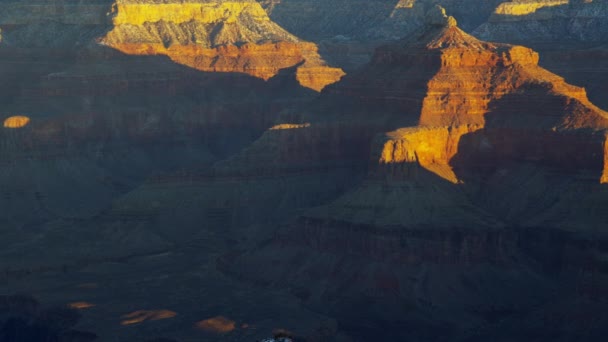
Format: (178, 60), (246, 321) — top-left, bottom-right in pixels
(101, 0), (344, 90)
(222, 7), (608, 340)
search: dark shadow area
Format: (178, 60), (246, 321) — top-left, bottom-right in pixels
(538, 47), (608, 111)
(0, 294), (97, 342)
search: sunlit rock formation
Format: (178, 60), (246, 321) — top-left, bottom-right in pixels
(222, 6), (608, 340)
(101, 0), (344, 90)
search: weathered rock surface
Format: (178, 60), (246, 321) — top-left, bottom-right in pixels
(101, 0), (344, 90)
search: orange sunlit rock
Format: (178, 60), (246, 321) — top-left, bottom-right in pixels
(378, 126), (481, 183)
(493, 0), (568, 17)
(120, 309), (177, 326)
(68, 302), (95, 310)
(3, 116), (30, 128)
(101, 1), (344, 91)
(105, 42), (344, 91)
(195, 316), (236, 333)
(111, 2), (269, 26)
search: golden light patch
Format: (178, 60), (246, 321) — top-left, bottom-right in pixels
(269, 123), (311, 130)
(3, 116), (30, 128)
(112, 3), (269, 26)
(195, 316), (236, 334)
(494, 0), (568, 16)
(120, 309), (177, 326)
(68, 302), (96, 310)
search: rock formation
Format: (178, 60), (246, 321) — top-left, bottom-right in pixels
(1, 1), (608, 341)
(101, 0), (344, 91)
(222, 7), (608, 340)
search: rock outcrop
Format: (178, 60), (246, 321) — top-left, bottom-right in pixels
(101, 0), (344, 90)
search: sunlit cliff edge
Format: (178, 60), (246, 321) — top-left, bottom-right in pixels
(101, 0), (344, 91)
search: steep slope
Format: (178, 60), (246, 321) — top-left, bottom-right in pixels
(101, 0), (344, 91)
(223, 7), (608, 340)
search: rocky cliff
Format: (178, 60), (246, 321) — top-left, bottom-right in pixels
(222, 7), (608, 340)
(101, 0), (344, 90)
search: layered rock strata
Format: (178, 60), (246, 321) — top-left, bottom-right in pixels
(223, 7), (608, 340)
(101, 0), (344, 90)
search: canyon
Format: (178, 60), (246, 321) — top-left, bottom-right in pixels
(221, 6), (608, 341)
(0, 1), (607, 341)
